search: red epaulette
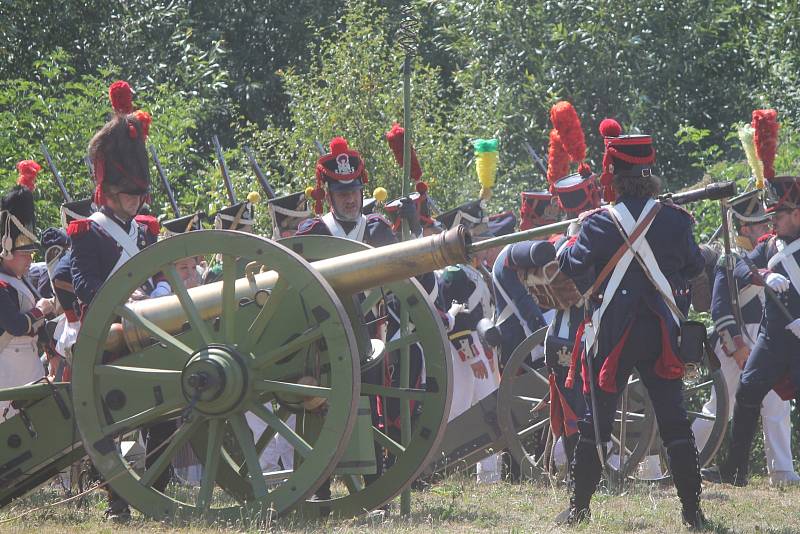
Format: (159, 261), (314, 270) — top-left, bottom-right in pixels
(578, 207), (606, 221)
(367, 213), (391, 226)
(296, 217), (325, 236)
(0, 280), (8, 289)
(67, 219), (92, 237)
(135, 214), (160, 235)
(662, 201), (695, 222)
(757, 232), (775, 244)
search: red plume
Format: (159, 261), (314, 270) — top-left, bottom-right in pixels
(547, 129), (571, 188)
(16, 160), (41, 191)
(386, 123), (423, 181)
(109, 80), (134, 114)
(134, 110), (152, 139)
(330, 136), (349, 156)
(550, 101), (586, 163)
(752, 109), (780, 180)
(599, 118), (622, 138)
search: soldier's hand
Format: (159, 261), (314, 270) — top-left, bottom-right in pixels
(766, 272), (790, 293)
(448, 301), (466, 316)
(785, 318), (800, 340)
(35, 297), (55, 316)
(731, 345), (750, 370)
(470, 360), (488, 379)
(398, 196), (421, 236)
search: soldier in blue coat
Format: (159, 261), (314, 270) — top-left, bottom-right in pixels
(68, 83), (166, 521)
(710, 175), (800, 487)
(297, 136), (396, 247)
(557, 121), (706, 527)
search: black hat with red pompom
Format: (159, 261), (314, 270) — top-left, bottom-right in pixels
(520, 191), (561, 230)
(598, 118), (655, 202)
(1, 160), (41, 258)
(310, 137), (367, 214)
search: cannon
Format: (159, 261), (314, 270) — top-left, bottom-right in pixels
(0, 182), (735, 520)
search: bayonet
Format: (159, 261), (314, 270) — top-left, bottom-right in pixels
(212, 135), (237, 204)
(243, 146), (276, 200)
(40, 143), (72, 203)
(148, 144), (181, 217)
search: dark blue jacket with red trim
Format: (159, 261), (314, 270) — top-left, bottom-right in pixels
(734, 235), (800, 333)
(558, 196), (704, 388)
(0, 275), (43, 337)
(69, 209), (158, 306)
(296, 213), (397, 248)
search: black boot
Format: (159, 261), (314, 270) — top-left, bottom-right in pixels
(705, 401), (759, 487)
(104, 489), (131, 522)
(666, 432), (707, 530)
(555, 434), (602, 525)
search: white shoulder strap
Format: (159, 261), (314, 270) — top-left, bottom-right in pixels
(322, 212), (367, 242)
(89, 212), (141, 275)
(769, 238), (800, 299)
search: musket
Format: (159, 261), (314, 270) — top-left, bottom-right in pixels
(314, 140), (326, 156)
(40, 142), (72, 203)
(212, 135), (237, 204)
(523, 141), (548, 176)
(84, 153), (95, 179)
(719, 200), (749, 344)
(243, 146), (276, 200)
(707, 177), (755, 244)
(148, 144), (181, 217)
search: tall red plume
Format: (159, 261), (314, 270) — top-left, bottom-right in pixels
(752, 109), (780, 180)
(329, 136), (349, 156)
(550, 101), (586, 163)
(16, 160), (41, 191)
(547, 129), (570, 188)
(386, 122), (423, 182)
(109, 80), (134, 114)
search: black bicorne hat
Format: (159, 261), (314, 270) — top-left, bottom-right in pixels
(765, 176), (800, 213)
(726, 189), (770, 223)
(60, 198), (95, 229)
(435, 199), (487, 232)
(267, 191), (311, 239)
(213, 200), (255, 231)
(162, 212), (204, 237)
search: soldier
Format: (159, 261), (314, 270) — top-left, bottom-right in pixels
(297, 136), (396, 247)
(201, 192), (260, 284)
(68, 83), (166, 521)
(150, 213), (205, 298)
(0, 161), (52, 418)
(709, 176), (800, 487)
(557, 119), (706, 527)
(699, 189), (799, 486)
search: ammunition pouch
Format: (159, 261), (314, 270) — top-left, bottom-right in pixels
(523, 261), (583, 310)
(678, 320), (707, 366)
(476, 317), (502, 347)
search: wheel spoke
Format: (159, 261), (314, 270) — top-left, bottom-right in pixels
(102, 401), (182, 438)
(360, 383), (430, 401)
(385, 333), (421, 353)
(197, 419), (224, 511)
(245, 277), (290, 351)
(360, 289), (383, 315)
(163, 264), (215, 346)
(115, 304), (194, 355)
(683, 380), (714, 394)
(230, 414), (270, 499)
(610, 432), (635, 457)
(249, 402), (312, 457)
(372, 426), (405, 456)
(254, 379), (331, 398)
(517, 418), (549, 438)
(687, 410), (716, 422)
(254, 406), (290, 455)
(221, 254), (238, 345)
(253, 325), (323, 370)
(95, 365), (182, 380)
(140, 417), (201, 488)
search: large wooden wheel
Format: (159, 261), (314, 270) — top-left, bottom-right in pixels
(71, 230), (361, 521)
(498, 329), (657, 481)
(210, 236), (453, 518)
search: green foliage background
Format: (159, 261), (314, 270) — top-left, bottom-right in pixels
(1, 0), (800, 474)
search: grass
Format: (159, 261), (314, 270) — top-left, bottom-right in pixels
(1, 474), (798, 533)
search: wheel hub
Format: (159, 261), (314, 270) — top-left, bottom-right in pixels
(181, 345), (248, 416)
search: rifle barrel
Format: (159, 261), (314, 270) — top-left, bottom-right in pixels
(40, 143), (72, 203)
(149, 144), (181, 217)
(243, 146), (276, 200)
(212, 135), (237, 204)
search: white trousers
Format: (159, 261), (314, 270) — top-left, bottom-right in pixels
(447, 333), (502, 483)
(0, 338), (44, 418)
(246, 404), (296, 472)
(692, 323), (795, 474)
